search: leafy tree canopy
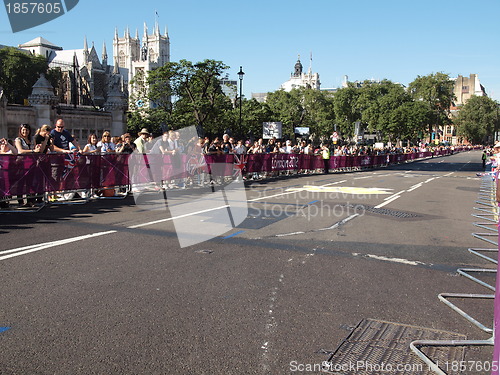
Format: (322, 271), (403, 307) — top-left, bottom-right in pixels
(455, 95), (499, 144)
(0, 47), (59, 104)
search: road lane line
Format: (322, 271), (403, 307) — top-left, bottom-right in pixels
(128, 205), (230, 228)
(374, 196), (400, 209)
(315, 214), (359, 231)
(0, 230), (117, 261)
(249, 180), (346, 202)
(353, 253), (429, 267)
(384, 190), (406, 201)
(407, 183), (423, 192)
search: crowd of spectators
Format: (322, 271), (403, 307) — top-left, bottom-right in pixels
(0, 119), (474, 208)
(0, 120), (463, 159)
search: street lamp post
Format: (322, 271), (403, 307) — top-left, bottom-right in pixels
(237, 66), (245, 137)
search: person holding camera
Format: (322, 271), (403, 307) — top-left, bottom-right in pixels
(0, 138), (17, 155)
(34, 124), (53, 154)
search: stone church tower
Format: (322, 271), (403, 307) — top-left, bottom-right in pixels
(280, 54), (321, 92)
(113, 21), (170, 102)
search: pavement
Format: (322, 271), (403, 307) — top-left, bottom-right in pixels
(0, 149), (496, 374)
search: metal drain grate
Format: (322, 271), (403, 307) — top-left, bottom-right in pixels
(351, 205), (421, 219)
(324, 319), (466, 374)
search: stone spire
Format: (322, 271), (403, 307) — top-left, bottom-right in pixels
(83, 35), (89, 64)
(102, 41), (108, 66)
(293, 55), (303, 77)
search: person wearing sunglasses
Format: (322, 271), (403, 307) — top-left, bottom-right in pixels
(50, 118), (80, 153)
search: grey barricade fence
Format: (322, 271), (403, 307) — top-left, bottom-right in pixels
(410, 173), (497, 374)
(0, 147), (475, 212)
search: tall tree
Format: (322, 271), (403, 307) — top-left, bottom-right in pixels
(127, 59), (234, 137)
(0, 47), (59, 104)
(301, 88), (336, 137)
(265, 89), (306, 139)
(408, 72), (455, 140)
(169, 59), (233, 135)
(332, 85), (361, 138)
(455, 95), (499, 144)
(239, 98), (273, 141)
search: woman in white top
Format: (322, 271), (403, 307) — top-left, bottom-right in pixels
(15, 123), (41, 155)
(83, 133), (101, 154)
(96, 131), (116, 153)
(14, 124), (41, 207)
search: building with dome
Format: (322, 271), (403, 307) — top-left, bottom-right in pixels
(280, 55), (320, 92)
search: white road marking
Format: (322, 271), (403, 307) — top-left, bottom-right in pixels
(374, 195), (401, 209)
(354, 253), (429, 267)
(407, 183), (423, 192)
(315, 214), (359, 231)
(0, 230), (117, 261)
(128, 205), (229, 228)
(276, 231), (305, 237)
(384, 190), (406, 201)
(249, 180), (346, 202)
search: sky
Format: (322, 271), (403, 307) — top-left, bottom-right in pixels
(1, 0), (499, 101)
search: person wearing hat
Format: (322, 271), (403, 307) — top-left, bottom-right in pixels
(135, 128), (150, 154)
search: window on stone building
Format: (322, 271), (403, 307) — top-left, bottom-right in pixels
(119, 51), (126, 68)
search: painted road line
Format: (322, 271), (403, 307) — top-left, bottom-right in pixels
(276, 232), (305, 237)
(128, 205), (230, 229)
(0, 327), (11, 333)
(354, 176), (373, 180)
(384, 190), (406, 201)
(374, 195), (401, 209)
(315, 214), (359, 231)
(0, 230), (117, 261)
(407, 183), (423, 192)
(352, 253), (429, 267)
(249, 190), (304, 202)
(307, 200), (319, 205)
(320, 180), (347, 187)
(249, 180), (347, 202)
(222, 230), (245, 239)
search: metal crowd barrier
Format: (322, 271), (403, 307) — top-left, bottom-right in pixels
(0, 147), (476, 214)
(410, 174), (497, 374)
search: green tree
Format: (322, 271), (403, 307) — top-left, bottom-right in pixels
(302, 88), (335, 137)
(357, 80), (428, 143)
(455, 95), (499, 144)
(265, 89), (306, 138)
(127, 59), (234, 137)
(0, 47), (60, 104)
(392, 100), (432, 142)
(240, 98), (273, 140)
(168, 59), (233, 135)
(332, 85), (361, 138)
(408, 72), (455, 140)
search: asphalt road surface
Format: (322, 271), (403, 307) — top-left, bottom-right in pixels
(0, 149), (496, 374)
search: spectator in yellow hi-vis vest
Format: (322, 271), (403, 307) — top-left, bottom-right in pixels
(322, 144), (330, 174)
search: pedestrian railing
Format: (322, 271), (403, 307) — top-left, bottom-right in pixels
(410, 174), (497, 374)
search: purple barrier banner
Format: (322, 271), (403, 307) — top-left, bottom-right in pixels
(0, 148), (465, 196)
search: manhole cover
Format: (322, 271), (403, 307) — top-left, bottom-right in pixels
(324, 319), (466, 374)
(351, 205), (421, 219)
